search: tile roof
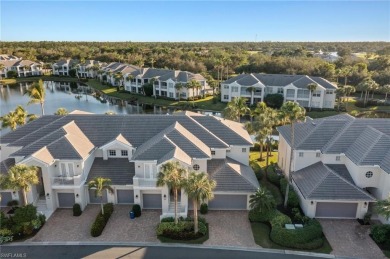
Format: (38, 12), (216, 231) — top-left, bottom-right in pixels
(207, 158), (259, 192)
(86, 158), (134, 185)
(277, 114), (390, 173)
(223, 73), (337, 89)
(0, 158), (15, 175)
(292, 162), (374, 201)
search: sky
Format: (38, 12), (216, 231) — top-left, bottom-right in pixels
(1, 1), (389, 42)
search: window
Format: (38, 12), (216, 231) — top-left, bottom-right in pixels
(299, 152), (304, 157)
(223, 85), (229, 89)
(168, 83), (174, 88)
(121, 150), (128, 156)
(278, 88), (284, 94)
(169, 92), (174, 98)
(336, 156), (340, 161)
(365, 171), (373, 178)
(242, 148), (246, 152)
(326, 90), (333, 95)
(316, 152), (321, 158)
(223, 95), (229, 100)
(313, 91), (321, 97)
(232, 86), (239, 93)
(108, 150), (116, 156)
(211, 150), (215, 155)
(193, 164), (200, 171)
(226, 149), (230, 153)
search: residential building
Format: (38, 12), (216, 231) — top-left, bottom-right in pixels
(313, 50), (340, 62)
(221, 73), (337, 109)
(0, 59), (43, 78)
(52, 59), (79, 76)
(0, 54), (21, 61)
(0, 112), (258, 219)
(76, 60), (105, 78)
(277, 114), (390, 223)
(99, 62), (210, 100)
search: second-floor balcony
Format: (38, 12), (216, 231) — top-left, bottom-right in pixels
(133, 177), (157, 188)
(51, 172), (86, 187)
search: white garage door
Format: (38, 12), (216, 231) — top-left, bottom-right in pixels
(315, 202), (358, 218)
(58, 193), (75, 208)
(208, 194), (247, 210)
(143, 194), (162, 209)
(117, 190), (134, 204)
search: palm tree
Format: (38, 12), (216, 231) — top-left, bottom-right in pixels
(114, 72), (124, 89)
(184, 172), (216, 233)
(357, 78), (378, 107)
(156, 161), (187, 224)
(335, 88), (345, 111)
(0, 111), (18, 131)
(175, 82), (184, 102)
(375, 196), (390, 220)
(343, 85), (356, 110)
(54, 108), (69, 115)
(0, 63), (5, 80)
(280, 101), (306, 208)
(88, 177), (114, 215)
(208, 79), (218, 97)
(0, 164), (39, 206)
(26, 79), (45, 115)
(381, 84), (390, 102)
(249, 187), (276, 213)
(223, 97), (250, 123)
(306, 83), (317, 111)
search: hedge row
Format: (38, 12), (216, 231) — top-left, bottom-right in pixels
(280, 178), (300, 208)
(371, 224), (390, 244)
(156, 221), (207, 240)
(90, 203), (114, 237)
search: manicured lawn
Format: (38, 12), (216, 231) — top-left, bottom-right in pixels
(306, 110), (342, 118)
(0, 76), (79, 84)
(249, 151), (278, 168)
(250, 222), (332, 254)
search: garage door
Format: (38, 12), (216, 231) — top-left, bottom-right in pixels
(188, 199), (200, 210)
(315, 202), (358, 218)
(58, 193), (75, 208)
(117, 190), (134, 204)
(0, 192), (12, 207)
(89, 189), (108, 204)
(143, 194), (162, 209)
(208, 194), (247, 210)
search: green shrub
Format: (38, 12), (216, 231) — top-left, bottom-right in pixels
(22, 222), (34, 235)
(73, 203), (82, 217)
(0, 229), (13, 244)
(91, 214), (106, 237)
(156, 221), (207, 240)
(161, 217), (175, 222)
(0, 212), (10, 228)
(38, 213), (46, 225)
(249, 209), (286, 223)
(31, 219), (42, 229)
(267, 171), (282, 186)
(280, 178), (300, 208)
(7, 71), (18, 78)
(13, 204), (37, 225)
(270, 219), (324, 249)
(103, 203), (114, 220)
(371, 224), (390, 244)
(200, 203), (208, 214)
(132, 204), (141, 217)
(270, 213), (292, 227)
(7, 200), (19, 208)
(363, 212), (372, 225)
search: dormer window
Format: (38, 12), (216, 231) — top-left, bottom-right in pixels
(108, 150), (116, 157)
(211, 150), (216, 155)
(121, 150), (128, 156)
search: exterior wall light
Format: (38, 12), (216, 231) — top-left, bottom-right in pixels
(311, 201), (314, 205)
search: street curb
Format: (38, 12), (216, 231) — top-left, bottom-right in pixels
(4, 241), (336, 258)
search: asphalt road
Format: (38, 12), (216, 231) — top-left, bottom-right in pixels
(0, 245), (336, 259)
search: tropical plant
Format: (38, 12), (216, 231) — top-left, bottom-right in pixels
(26, 79), (45, 115)
(223, 97), (250, 122)
(375, 195), (390, 220)
(356, 77), (379, 107)
(175, 82), (184, 101)
(0, 164), (39, 206)
(306, 83), (317, 111)
(280, 101), (306, 208)
(184, 172), (216, 233)
(88, 177), (114, 214)
(0, 63), (5, 80)
(343, 85), (356, 110)
(54, 108), (68, 115)
(0, 106), (36, 131)
(156, 161), (187, 224)
(249, 187), (276, 213)
(381, 84), (390, 102)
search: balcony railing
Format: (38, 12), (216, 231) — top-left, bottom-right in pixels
(133, 177), (157, 187)
(51, 173), (85, 186)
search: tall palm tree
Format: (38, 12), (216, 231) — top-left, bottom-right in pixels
(357, 78), (378, 107)
(224, 97), (250, 123)
(156, 161), (187, 224)
(0, 63), (5, 80)
(335, 88), (345, 111)
(249, 187), (276, 213)
(343, 85), (356, 110)
(208, 79), (218, 97)
(0, 111), (18, 131)
(280, 101), (306, 208)
(175, 82), (184, 102)
(184, 172), (216, 233)
(88, 177), (114, 214)
(26, 79), (45, 115)
(381, 84), (390, 102)
(0, 164), (39, 206)
(375, 195), (390, 220)
(54, 108), (69, 115)
(114, 72), (124, 88)
(306, 83), (317, 111)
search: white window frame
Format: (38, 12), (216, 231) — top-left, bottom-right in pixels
(316, 152), (321, 158)
(299, 152), (304, 157)
(336, 156), (340, 161)
(121, 150), (128, 157)
(242, 148), (246, 153)
(60, 162), (74, 177)
(144, 163), (155, 179)
(108, 150), (116, 157)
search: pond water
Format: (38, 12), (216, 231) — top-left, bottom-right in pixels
(0, 81), (169, 117)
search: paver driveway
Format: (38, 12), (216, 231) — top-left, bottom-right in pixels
(319, 219), (385, 259)
(31, 205), (160, 243)
(202, 210), (257, 248)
